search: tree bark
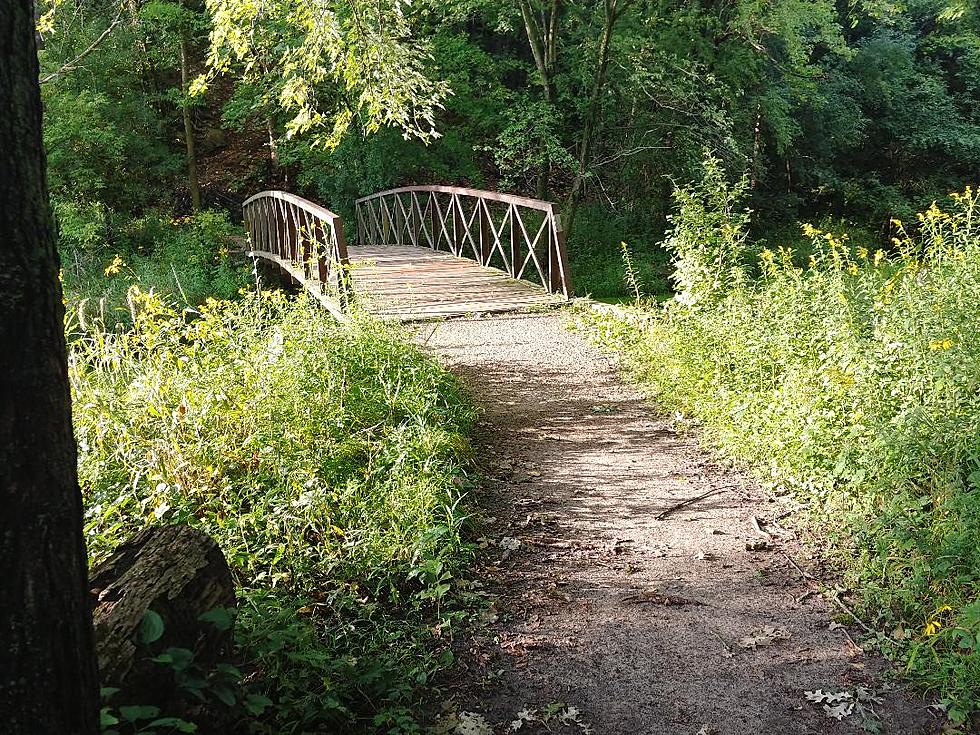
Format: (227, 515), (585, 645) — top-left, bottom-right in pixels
(91, 525), (236, 707)
(180, 34), (202, 211)
(563, 0), (627, 235)
(0, 2), (100, 732)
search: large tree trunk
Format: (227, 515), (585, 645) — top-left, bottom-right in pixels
(91, 525), (236, 709)
(0, 2), (100, 732)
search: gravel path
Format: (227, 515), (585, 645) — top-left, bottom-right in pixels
(417, 313), (938, 735)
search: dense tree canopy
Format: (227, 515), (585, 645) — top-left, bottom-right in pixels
(23, 0), (980, 729)
(39, 0), (980, 253)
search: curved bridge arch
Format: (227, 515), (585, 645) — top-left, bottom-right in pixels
(354, 185), (572, 299)
(242, 186), (573, 321)
(242, 190), (350, 319)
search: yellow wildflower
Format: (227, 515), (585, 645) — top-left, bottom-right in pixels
(104, 254), (124, 277)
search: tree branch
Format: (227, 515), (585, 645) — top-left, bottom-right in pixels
(40, 9), (124, 85)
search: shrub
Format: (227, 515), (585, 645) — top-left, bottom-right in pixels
(71, 290), (475, 731)
(662, 153), (750, 306)
(61, 209), (248, 326)
(582, 181), (980, 724)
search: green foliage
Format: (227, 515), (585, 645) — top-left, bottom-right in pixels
(200, 0), (449, 148)
(564, 201), (671, 299)
(39, 2), (183, 214)
(61, 210), (248, 327)
(663, 155), (750, 306)
(101, 609), (266, 733)
(71, 290), (475, 731)
(582, 183), (980, 723)
(485, 99), (575, 193)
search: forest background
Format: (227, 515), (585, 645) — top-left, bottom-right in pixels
(35, 0), (980, 731)
(44, 0), (980, 301)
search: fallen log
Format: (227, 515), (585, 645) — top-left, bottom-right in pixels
(89, 524), (236, 709)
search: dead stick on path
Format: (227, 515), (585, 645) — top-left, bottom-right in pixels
(781, 551), (876, 636)
(750, 514), (772, 540)
(656, 488), (729, 520)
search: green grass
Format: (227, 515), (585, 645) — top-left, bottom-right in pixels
(69, 284), (477, 732)
(579, 176), (980, 726)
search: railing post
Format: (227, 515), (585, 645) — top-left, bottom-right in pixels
(334, 220), (352, 310)
(549, 210), (572, 298)
(285, 203), (298, 262)
(509, 205), (520, 279)
(452, 195), (463, 257)
(394, 194), (402, 246)
(356, 202), (365, 248)
(430, 193), (439, 250)
(315, 218), (328, 285)
(479, 200), (492, 266)
(300, 211), (312, 281)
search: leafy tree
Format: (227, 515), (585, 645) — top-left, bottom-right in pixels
(198, 0), (450, 148)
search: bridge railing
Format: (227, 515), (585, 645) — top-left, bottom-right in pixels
(354, 185), (573, 299)
(243, 190), (350, 316)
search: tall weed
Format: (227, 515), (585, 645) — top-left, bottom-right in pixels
(61, 209), (248, 324)
(71, 289), (475, 731)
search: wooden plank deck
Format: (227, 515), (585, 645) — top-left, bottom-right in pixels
(346, 245), (561, 321)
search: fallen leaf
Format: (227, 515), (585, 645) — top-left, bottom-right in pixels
(824, 702), (855, 720)
(454, 711), (494, 735)
(805, 689), (853, 704)
(738, 625), (790, 648)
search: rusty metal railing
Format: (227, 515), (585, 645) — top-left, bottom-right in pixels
(243, 190), (350, 317)
(354, 185), (573, 299)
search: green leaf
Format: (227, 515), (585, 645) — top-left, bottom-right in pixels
(215, 662), (243, 680)
(148, 717), (197, 732)
(119, 704), (161, 722)
(100, 708), (120, 727)
(243, 693), (273, 715)
(154, 647), (194, 672)
(137, 610), (165, 645)
(198, 607), (234, 632)
(211, 683), (237, 707)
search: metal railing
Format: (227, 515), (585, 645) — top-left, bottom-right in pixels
(242, 190), (350, 317)
(354, 185), (573, 298)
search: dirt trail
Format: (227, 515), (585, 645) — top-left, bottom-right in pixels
(417, 313), (938, 735)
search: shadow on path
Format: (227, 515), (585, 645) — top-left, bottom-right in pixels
(418, 314), (937, 735)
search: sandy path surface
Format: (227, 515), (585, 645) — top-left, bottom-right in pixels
(417, 313), (938, 735)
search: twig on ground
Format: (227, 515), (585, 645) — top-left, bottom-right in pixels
(750, 515), (772, 540)
(711, 629), (735, 658)
(656, 488), (728, 520)
(840, 624), (865, 653)
(781, 551), (876, 636)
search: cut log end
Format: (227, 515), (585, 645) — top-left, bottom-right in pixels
(90, 524), (236, 706)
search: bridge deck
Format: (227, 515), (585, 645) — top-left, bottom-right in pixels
(346, 245), (560, 321)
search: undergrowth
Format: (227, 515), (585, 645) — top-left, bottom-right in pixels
(70, 288), (476, 732)
(581, 155), (980, 726)
(59, 207), (248, 325)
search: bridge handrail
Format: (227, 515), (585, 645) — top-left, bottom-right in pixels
(354, 184), (573, 299)
(243, 190), (350, 317)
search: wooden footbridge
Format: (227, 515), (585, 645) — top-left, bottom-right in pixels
(242, 186), (573, 321)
